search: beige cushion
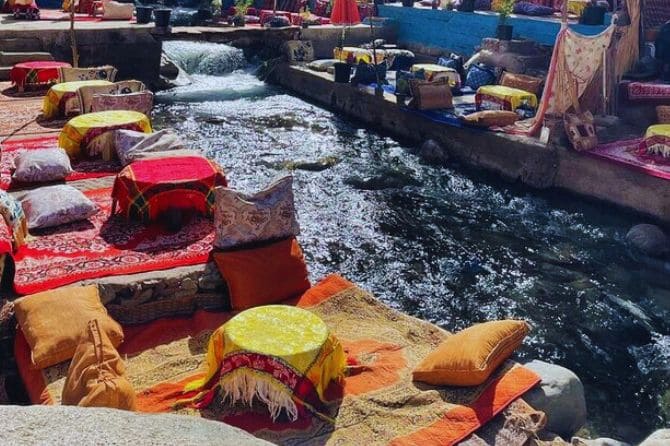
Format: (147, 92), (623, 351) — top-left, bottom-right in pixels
(59, 66), (118, 83)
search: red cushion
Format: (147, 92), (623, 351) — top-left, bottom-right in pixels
(213, 237), (311, 311)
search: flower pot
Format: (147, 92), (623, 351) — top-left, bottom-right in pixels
(496, 24), (513, 40)
(401, 0), (414, 7)
(135, 5), (153, 24)
(333, 62), (351, 83)
(457, 0), (474, 12)
(580, 5), (606, 26)
(154, 8), (172, 27)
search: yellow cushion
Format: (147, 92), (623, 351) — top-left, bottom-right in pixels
(14, 285), (124, 369)
(412, 320), (529, 386)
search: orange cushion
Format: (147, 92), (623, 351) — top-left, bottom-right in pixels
(412, 320), (529, 386)
(62, 319), (136, 410)
(213, 237), (311, 311)
(14, 285), (124, 369)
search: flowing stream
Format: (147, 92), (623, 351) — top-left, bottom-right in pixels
(157, 41), (670, 442)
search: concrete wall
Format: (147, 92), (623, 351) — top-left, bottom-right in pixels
(377, 5), (610, 55)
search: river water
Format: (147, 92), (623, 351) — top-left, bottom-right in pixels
(157, 41), (670, 442)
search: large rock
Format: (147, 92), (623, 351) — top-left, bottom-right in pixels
(625, 224), (670, 257)
(639, 429), (670, 446)
(523, 360), (587, 439)
(0, 405), (271, 445)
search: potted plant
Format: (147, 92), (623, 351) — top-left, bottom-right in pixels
(232, 0), (251, 26)
(494, 0), (514, 40)
(154, 0), (172, 27)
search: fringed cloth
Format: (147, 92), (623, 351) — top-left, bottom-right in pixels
(179, 305), (347, 421)
(507, 25), (614, 136)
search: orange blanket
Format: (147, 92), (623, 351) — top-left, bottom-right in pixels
(16, 275), (540, 445)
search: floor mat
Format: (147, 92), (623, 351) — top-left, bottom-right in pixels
(0, 98), (64, 138)
(11, 187), (214, 295)
(0, 136), (120, 190)
(588, 138), (670, 181)
(15, 274), (541, 446)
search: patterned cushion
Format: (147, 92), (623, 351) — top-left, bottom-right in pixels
(59, 65), (118, 83)
(465, 64), (496, 90)
(21, 185), (99, 229)
(114, 129), (187, 166)
(284, 40), (315, 63)
(499, 72), (544, 96)
(114, 80), (146, 95)
(213, 175), (300, 250)
(91, 91), (154, 116)
(77, 84), (120, 115)
(0, 190), (28, 250)
(12, 148), (73, 183)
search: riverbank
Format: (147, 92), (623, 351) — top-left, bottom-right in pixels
(272, 64), (670, 224)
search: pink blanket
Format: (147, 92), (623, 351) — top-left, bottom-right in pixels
(587, 138), (670, 181)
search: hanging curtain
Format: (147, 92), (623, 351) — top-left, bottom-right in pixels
(508, 25), (615, 136)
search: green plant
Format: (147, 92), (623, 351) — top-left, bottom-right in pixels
(495, 0), (514, 24)
(234, 0), (253, 16)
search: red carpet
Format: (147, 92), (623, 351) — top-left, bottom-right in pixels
(588, 138), (670, 181)
(0, 136), (120, 190)
(12, 187), (214, 295)
(39, 10), (102, 21)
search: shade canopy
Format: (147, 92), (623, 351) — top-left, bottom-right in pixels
(330, 0), (360, 26)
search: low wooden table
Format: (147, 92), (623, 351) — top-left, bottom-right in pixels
(10, 61), (71, 93)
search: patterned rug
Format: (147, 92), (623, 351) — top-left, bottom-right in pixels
(0, 136), (120, 190)
(16, 275), (542, 445)
(0, 98), (64, 138)
(623, 81), (670, 103)
(588, 138), (670, 181)
(9, 187), (214, 295)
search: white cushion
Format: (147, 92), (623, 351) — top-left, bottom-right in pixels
(12, 148), (73, 183)
(21, 185), (98, 230)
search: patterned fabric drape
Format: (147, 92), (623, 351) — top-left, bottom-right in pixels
(615, 0), (640, 81)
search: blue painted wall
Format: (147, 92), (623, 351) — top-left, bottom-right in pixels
(377, 5), (610, 55)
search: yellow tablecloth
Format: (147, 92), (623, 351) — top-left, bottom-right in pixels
(334, 46), (385, 65)
(43, 80), (113, 119)
(182, 305), (346, 421)
(411, 63), (461, 86)
(644, 124), (670, 157)
(475, 85), (538, 112)
(58, 110), (152, 159)
(567, 0), (589, 15)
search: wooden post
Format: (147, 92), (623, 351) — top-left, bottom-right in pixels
(69, 0), (79, 67)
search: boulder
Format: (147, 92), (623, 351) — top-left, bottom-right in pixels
(571, 437), (630, 446)
(639, 429), (670, 446)
(419, 139), (449, 164)
(523, 360), (587, 439)
(625, 224), (670, 257)
(0, 405), (271, 445)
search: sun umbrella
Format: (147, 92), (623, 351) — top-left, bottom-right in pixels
(330, 0), (360, 26)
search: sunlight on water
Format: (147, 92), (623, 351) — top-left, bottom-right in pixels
(153, 42), (670, 442)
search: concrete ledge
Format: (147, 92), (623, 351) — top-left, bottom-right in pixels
(274, 64), (670, 222)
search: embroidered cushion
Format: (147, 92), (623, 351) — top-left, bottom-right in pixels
(460, 110), (520, 128)
(14, 285), (124, 369)
(12, 148), (73, 183)
(21, 185), (98, 230)
(499, 71), (544, 96)
(59, 65), (118, 83)
(413, 320), (530, 386)
(62, 319), (136, 410)
(76, 84), (120, 115)
(0, 190), (28, 250)
(213, 237), (310, 310)
(91, 91), (154, 116)
(114, 80), (146, 95)
(284, 40), (315, 63)
(213, 175), (300, 249)
(114, 129), (187, 166)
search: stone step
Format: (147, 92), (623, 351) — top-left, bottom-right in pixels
(0, 51), (54, 66)
(0, 37), (43, 53)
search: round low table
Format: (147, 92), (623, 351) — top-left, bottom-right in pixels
(334, 46), (385, 65)
(58, 110), (151, 159)
(111, 155), (227, 222)
(642, 124), (670, 158)
(9, 61), (71, 93)
(42, 79), (113, 119)
(184, 305), (346, 420)
(411, 63), (460, 86)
